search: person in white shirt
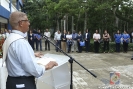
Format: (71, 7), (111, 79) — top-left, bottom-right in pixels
(44, 29), (51, 51)
(5, 29), (10, 38)
(93, 30), (101, 53)
(54, 30), (61, 52)
(4, 11), (58, 89)
(66, 31), (73, 53)
(54, 30), (58, 41)
(1, 30), (6, 39)
(131, 32), (133, 43)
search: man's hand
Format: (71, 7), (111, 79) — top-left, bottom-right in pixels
(35, 52), (43, 58)
(45, 61), (58, 70)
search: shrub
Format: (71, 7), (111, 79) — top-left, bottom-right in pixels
(84, 42), (133, 53)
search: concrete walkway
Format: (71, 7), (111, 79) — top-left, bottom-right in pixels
(37, 41), (133, 89)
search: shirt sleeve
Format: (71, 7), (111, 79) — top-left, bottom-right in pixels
(16, 40), (45, 78)
(93, 34), (95, 39)
(99, 34), (101, 39)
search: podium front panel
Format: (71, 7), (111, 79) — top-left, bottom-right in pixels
(36, 54), (70, 89)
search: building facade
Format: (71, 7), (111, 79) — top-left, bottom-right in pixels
(0, 0), (23, 30)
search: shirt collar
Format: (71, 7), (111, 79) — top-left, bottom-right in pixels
(12, 30), (26, 37)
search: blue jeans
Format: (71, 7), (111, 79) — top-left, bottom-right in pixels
(56, 40), (61, 52)
(116, 43), (120, 52)
(37, 40), (42, 51)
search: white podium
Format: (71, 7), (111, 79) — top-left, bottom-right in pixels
(0, 54), (70, 89)
(0, 59), (8, 89)
(36, 53), (70, 89)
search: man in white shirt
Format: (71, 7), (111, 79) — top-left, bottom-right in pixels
(131, 32), (133, 43)
(44, 29), (51, 51)
(4, 11), (58, 89)
(54, 30), (61, 52)
(5, 29), (10, 38)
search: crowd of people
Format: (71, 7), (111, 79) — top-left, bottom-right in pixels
(54, 29), (90, 53)
(0, 29), (11, 39)
(2, 11), (131, 89)
(27, 29), (51, 51)
(0, 28), (131, 53)
(53, 29), (131, 53)
(0, 28), (130, 53)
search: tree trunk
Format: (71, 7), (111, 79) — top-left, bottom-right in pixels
(84, 11), (87, 33)
(61, 20), (63, 32)
(71, 16), (74, 32)
(66, 15), (68, 31)
(113, 7), (119, 28)
(115, 17), (119, 28)
(57, 19), (59, 30)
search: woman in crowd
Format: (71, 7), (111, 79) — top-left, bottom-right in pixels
(77, 31), (83, 53)
(66, 31), (73, 53)
(122, 30), (130, 53)
(93, 30), (101, 53)
(103, 30), (110, 53)
(114, 30), (122, 53)
(28, 30), (34, 50)
(84, 29), (90, 52)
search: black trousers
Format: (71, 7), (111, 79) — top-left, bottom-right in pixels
(45, 40), (50, 50)
(35, 39), (38, 51)
(85, 40), (90, 52)
(6, 76), (36, 89)
(68, 44), (72, 53)
(94, 41), (100, 53)
(103, 41), (109, 52)
(123, 42), (128, 52)
(77, 41), (82, 52)
(116, 43), (120, 52)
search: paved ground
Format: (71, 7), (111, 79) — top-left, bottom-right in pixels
(36, 40), (133, 89)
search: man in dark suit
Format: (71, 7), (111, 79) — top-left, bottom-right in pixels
(61, 30), (67, 52)
(84, 29), (90, 52)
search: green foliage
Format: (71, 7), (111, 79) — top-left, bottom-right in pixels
(23, 0), (133, 34)
(84, 42), (133, 53)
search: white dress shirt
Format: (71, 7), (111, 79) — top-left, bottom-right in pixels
(93, 33), (101, 42)
(44, 32), (51, 38)
(55, 33), (61, 40)
(86, 33), (88, 39)
(6, 30), (45, 78)
(5, 33), (9, 38)
(66, 34), (72, 40)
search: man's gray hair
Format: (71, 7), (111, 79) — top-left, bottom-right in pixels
(9, 11), (26, 29)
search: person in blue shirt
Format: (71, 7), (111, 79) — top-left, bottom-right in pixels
(122, 30), (130, 53)
(36, 30), (42, 51)
(71, 30), (78, 52)
(33, 32), (38, 50)
(114, 30), (122, 52)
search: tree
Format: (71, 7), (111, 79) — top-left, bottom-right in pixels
(23, 0), (133, 37)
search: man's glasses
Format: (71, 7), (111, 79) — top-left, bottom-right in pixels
(19, 20), (30, 22)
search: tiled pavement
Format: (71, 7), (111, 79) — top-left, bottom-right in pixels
(36, 40), (133, 89)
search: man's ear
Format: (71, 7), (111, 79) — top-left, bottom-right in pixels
(18, 21), (23, 27)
